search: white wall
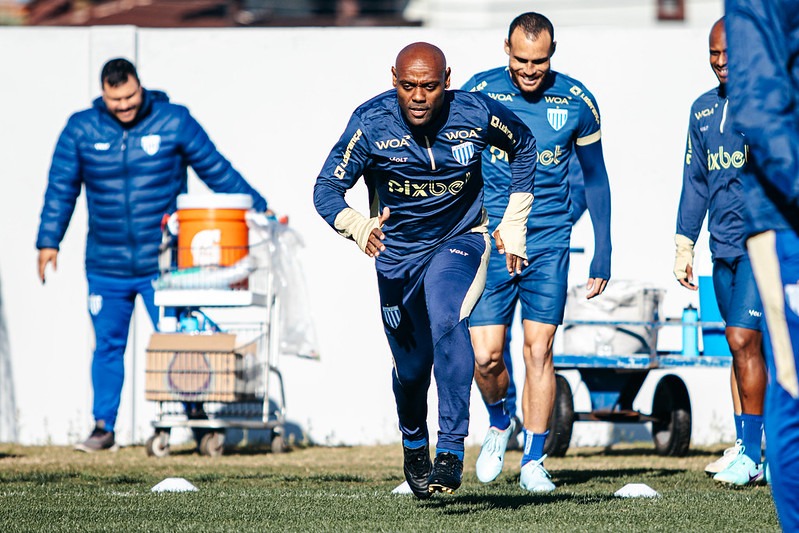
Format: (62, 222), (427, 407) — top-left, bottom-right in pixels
(0, 20), (737, 449)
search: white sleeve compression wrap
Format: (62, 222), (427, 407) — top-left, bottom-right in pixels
(334, 207), (381, 253)
(494, 192), (533, 260)
(673, 234), (695, 280)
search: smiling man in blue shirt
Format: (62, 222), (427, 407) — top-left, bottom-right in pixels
(462, 12), (612, 493)
(314, 42), (537, 498)
(673, 18), (766, 487)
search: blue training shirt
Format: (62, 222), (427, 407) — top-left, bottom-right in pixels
(462, 68), (611, 279)
(676, 86), (748, 260)
(313, 88), (537, 270)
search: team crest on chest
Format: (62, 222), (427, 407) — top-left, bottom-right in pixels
(451, 141), (475, 166)
(141, 134), (161, 156)
(547, 108), (568, 131)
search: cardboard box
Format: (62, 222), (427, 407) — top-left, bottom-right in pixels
(146, 333), (241, 402)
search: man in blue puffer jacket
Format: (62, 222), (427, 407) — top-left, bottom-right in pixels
(35, 58), (267, 452)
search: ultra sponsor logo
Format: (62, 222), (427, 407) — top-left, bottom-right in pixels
(470, 80), (487, 92)
(490, 115), (514, 141)
(334, 128), (363, 179)
(382, 305), (401, 329)
(547, 108), (568, 131)
(451, 142), (475, 166)
(141, 134), (161, 156)
(569, 85), (600, 125)
(707, 145), (746, 170)
(375, 135), (411, 150)
(387, 173), (471, 197)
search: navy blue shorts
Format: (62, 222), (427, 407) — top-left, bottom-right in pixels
(712, 255), (763, 331)
(470, 245), (569, 327)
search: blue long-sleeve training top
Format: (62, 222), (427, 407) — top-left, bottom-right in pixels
(313, 88), (538, 269)
(676, 86), (748, 260)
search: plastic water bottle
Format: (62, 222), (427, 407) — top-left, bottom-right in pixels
(682, 304), (699, 356)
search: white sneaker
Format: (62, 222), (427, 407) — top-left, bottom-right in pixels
(519, 454), (555, 493)
(704, 440), (742, 475)
(713, 449), (764, 486)
(475, 418), (516, 483)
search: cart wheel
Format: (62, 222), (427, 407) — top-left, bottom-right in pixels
(199, 431), (225, 457)
(544, 373), (575, 457)
(271, 433), (286, 454)
(651, 375), (692, 456)
(145, 431), (170, 458)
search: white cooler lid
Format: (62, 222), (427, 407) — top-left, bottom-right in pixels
(177, 193), (253, 210)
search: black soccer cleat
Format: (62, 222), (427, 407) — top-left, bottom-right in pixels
(428, 452), (463, 494)
(403, 444), (433, 500)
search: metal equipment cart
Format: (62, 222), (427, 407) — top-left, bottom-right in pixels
(544, 286), (731, 458)
(143, 215), (288, 457)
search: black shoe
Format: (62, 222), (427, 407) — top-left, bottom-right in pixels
(403, 444), (433, 500)
(428, 452), (463, 494)
(74, 421), (118, 453)
(506, 415), (523, 451)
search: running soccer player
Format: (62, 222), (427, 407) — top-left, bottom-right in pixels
(462, 12), (612, 493)
(673, 17), (766, 487)
(726, 0), (799, 527)
(313, 42), (538, 499)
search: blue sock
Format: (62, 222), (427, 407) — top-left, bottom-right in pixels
(734, 413), (744, 442)
(403, 437), (427, 450)
(436, 448), (464, 461)
(521, 429), (549, 466)
(486, 399), (511, 430)
(740, 413), (763, 464)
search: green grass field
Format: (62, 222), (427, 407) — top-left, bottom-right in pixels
(0, 442), (779, 532)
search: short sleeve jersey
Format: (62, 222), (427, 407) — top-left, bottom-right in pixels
(462, 68), (602, 248)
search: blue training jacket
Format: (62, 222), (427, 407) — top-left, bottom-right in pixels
(462, 68), (612, 280)
(36, 89), (267, 277)
(676, 86), (748, 260)
(725, 0), (799, 235)
(313, 89), (537, 272)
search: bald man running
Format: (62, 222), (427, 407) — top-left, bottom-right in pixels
(314, 42), (538, 498)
